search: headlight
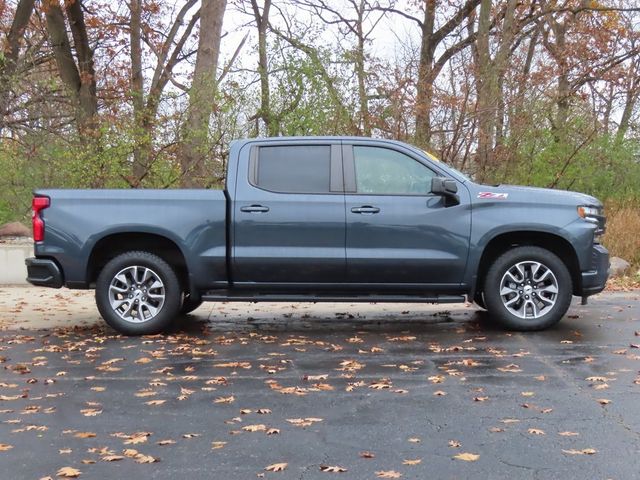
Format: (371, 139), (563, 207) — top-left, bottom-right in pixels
(577, 206), (600, 222)
(577, 205), (605, 238)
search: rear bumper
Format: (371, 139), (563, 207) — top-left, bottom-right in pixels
(25, 257), (63, 288)
(579, 244), (610, 296)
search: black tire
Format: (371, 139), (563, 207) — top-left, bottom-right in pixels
(180, 295), (203, 315)
(474, 291), (486, 309)
(95, 251), (181, 335)
(483, 246), (572, 331)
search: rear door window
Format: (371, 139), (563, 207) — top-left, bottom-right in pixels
(256, 145), (332, 194)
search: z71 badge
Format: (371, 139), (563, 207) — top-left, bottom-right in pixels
(477, 192), (509, 199)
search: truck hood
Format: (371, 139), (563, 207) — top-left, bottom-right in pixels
(471, 184), (602, 207)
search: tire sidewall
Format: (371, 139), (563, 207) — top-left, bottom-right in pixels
(96, 251), (181, 335)
(484, 246), (573, 331)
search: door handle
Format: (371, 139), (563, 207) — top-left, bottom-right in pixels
(351, 206), (380, 214)
(240, 205), (270, 213)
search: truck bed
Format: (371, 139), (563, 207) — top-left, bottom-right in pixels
(34, 189), (228, 289)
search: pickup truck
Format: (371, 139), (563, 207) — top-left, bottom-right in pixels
(25, 136), (609, 335)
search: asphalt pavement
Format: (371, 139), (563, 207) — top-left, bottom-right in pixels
(0, 287), (639, 479)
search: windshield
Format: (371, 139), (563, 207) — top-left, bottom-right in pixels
(405, 145), (472, 183)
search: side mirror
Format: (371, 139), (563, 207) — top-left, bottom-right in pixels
(431, 177), (459, 205)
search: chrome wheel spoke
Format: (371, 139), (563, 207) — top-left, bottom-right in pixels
(499, 260), (558, 320)
(108, 265), (165, 324)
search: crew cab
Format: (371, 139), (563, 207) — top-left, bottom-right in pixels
(25, 137), (609, 335)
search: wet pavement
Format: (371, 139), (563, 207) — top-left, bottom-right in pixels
(0, 289), (639, 479)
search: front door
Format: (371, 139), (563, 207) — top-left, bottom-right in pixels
(344, 143), (471, 287)
(232, 141), (346, 285)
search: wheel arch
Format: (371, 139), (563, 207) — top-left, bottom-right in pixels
(473, 231), (581, 297)
(86, 231), (190, 292)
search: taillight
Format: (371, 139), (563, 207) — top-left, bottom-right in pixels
(32, 196), (50, 242)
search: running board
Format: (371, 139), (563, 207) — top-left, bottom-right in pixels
(201, 292), (466, 304)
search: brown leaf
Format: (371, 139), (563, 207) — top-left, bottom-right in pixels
(376, 471), (402, 478)
(408, 438), (421, 443)
(402, 458), (421, 465)
(319, 465), (347, 473)
(257, 408), (272, 414)
(596, 398), (611, 405)
(528, 428), (545, 435)
(448, 440), (461, 448)
(266, 428), (280, 435)
(211, 441), (227, 450)
(265, 463), (288, 472)
(453, 452), (480, 461)
(433, 390), (447, 396)
(101, 455), (124, 462)
(135, 454), (158, 464)
(562, 448), (597, 455)
(80, 409), (102, 417)
(145, 400), (166, 406)
(474, 396), (488, 402)
(73, 432), (96, 439)
(0, 444), (13, 451)
(157, 439), (176, 446)
(242, 424), (267, 432)
(214, 396), (235, 404)
(360, 451), (375, 458)
(56, 467), (81, 478)
(558, 431), (579, 436)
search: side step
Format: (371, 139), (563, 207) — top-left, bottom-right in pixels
(201, 292), (466, 304)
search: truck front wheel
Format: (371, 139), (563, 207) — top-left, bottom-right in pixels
(95, 251), (182, 335)
(483, 246), (573, 331)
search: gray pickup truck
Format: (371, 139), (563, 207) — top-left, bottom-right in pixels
(25, 136), (609, 335)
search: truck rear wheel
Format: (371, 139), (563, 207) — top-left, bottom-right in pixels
(483, 246), (572, 331)
(95, 251), (181, 335)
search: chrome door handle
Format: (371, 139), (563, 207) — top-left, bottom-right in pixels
(351, 206), (380, 214)
(240, 205), (270, 213)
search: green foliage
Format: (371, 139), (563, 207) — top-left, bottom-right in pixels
(488, 113), (640, 202)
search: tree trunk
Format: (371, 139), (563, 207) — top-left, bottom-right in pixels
(0, 0), (36, 129)
(414, 0), (435, 148)
(355, 0), (370, 136)
(129, 0), (147, 178)
(44, 0), (97, 134)
(181, 0), (227, 187)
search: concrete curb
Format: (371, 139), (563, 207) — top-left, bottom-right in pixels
(0, 244), (32, 285)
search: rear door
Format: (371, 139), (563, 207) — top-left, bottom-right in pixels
(232, 141), (346, 285)
(343, 143), (471, 287)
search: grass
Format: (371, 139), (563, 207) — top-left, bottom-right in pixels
(602, 201), (640, 268)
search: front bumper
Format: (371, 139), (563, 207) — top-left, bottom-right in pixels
(580, 244), (609, 296)
(25, 257), (63, 288)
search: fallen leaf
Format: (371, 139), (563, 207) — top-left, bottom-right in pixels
(73, 432), (96, 439)
(433, 390), (447, 396)
(319, 465), (347, 473)
(359, 451), (375, 458)
(211, 441), (227, 450)
(257, 408), (272, 414)
(597, 399), (611, 405)
(56, 467), (81, 478)
(214, 396), (235, 404)
(453, 452), (479, 461)
(101, 455), (124, 462)
(528, 428), (545, 435)
(474, 396), (488, 402)
(402, 458), (421, 465)
(157, 439), (175, 446)
(558, 431), (579, 436)
(144, 400), (166, 406)
(80, 409), (102, 417)
(448, 440), (461, 448)
(242, 424), (267, 432)
(135, 454), (158, 464)
(265, 463), (287, 472)
(376, 471), (402, 478)
(562, 448), (597, 455)
(408, 438), (421, 443)
(0, 444), (13, 451)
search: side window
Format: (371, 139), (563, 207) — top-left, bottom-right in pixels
(256, 145), (331, 193)
(353, 146), (435, 195)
